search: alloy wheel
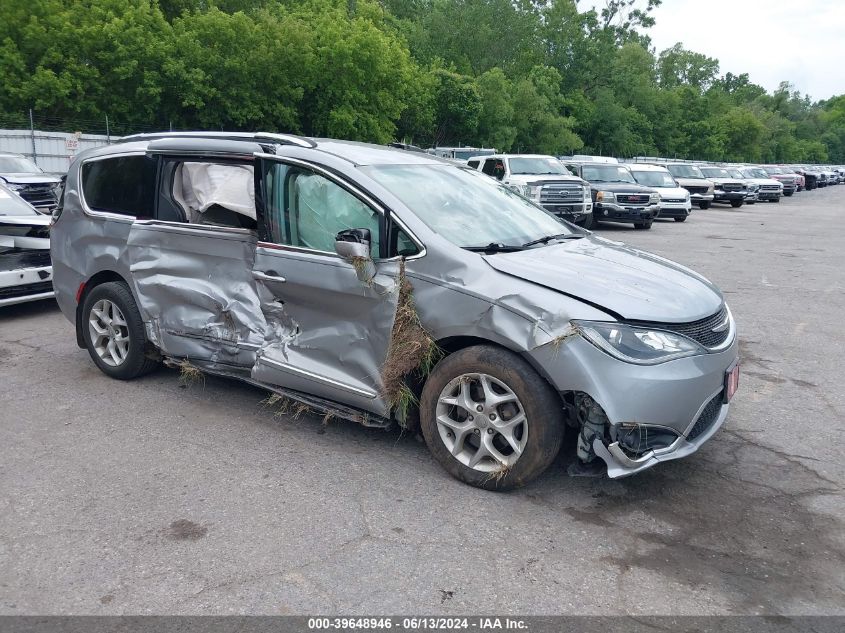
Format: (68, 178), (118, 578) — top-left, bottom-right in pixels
(88, 299), (131, 367)
(435, 373), (528, 472)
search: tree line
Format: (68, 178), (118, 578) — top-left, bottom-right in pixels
(1, 0), (844, 162)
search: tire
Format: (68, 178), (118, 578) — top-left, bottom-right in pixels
(784, 191), (793, 197)
(730, 200), (743, 208)
(579, 213), (596, 230)
(698, 201), (711, 210)
(633, 220), (653, 229)
(674, 215), (687, 222)
(81, 281), (158, 380)
(773, 197), (781, 203)
(419, 345), (564, 491)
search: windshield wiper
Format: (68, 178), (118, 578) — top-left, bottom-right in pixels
(521, 233), (585, 248)
(463, 242), (526, 253)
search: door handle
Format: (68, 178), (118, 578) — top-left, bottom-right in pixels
(252, 270), (286, 283)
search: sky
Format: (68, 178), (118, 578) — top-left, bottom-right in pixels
(646, 0), (845, 101)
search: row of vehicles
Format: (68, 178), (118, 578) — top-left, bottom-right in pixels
(464, 152), (844, 230)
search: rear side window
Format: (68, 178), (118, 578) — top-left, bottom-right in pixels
(81, 155), (156, 216)
(467, 160), (480, 169)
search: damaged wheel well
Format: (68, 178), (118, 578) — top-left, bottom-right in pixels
(74, 270), (131, 348)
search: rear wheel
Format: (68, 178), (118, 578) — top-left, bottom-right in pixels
(730, 200), (743, 208)
(81, 281), (158, 380)
(419, 345), (564, 491)
(698, 201), (711, 210)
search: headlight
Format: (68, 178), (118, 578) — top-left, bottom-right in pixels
(707, 183), (715, 193)
(649, 193), (660, 203)
(572, 321), (705, 365)
(524, 185), (542, 198)
(582, 185), (591, 198)
(3, 182), (24, 191)
(596, 190), (614, 202)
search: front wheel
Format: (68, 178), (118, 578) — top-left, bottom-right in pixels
(730, 200), (743, 208)
(698, 201), (711, 210)
(419, 345), (564, 490)
(81, 281), (159, 380)
(784, 191), (793, 197)
(674, 215), (687, 222)
(634, 220), (653, 230)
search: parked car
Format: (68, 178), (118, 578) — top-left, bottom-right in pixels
(0, 152), (62, 213)
(468, 154), (593, 227)
(428, 147), (496, 162)
(627, 164), (691, 222)
(0, 182), (53, 307)
(737, 167), (783, 202)
(722, 166), (760, 204)
(697, 166), (748, 208)
(793, 167), (818, 190)
(663, 163), (715, 209)
(564, 162), (660, 229)
(761, 166), (798, 195)
(51, 132), (739, 489)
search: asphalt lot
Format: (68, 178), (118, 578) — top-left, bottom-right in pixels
(1, 187), (843, 616)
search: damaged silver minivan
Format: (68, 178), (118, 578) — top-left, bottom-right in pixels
(52, 133), (739, 489)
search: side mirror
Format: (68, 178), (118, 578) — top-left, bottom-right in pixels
(335, 228), (376, 283)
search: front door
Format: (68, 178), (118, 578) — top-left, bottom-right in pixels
(251, 156), (401, 416)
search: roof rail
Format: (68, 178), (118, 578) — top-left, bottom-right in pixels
(117, 130), (316, 148)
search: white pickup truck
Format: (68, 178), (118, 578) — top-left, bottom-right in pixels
(468, 154), (593, 227)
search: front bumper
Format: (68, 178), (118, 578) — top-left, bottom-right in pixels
(0, 266), (55, 307)
(594, 202), (660, 224)
(542, 201), (593, 223)
(688, 192), (714, 202)
(528, 329), (739, 478)
(713, 191), (746, 202)
(757, 190), (782, 201)
(657, 201), (691, 218)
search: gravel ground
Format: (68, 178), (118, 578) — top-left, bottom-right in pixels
(1, 186), (843, 615)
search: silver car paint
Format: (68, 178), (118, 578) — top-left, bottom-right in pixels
(52, 137), (739, 478)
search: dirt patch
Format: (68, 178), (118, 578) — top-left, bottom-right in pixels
(164, 519), (208, 541)
(99, 594), (114, 605)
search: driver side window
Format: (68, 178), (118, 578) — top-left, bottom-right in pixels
(263, 163), (380, 258)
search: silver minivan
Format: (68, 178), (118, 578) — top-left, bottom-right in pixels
(51, 133), (739, 489)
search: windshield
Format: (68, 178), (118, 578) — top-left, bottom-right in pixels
(0, 185), (37, 216)
(630, 170), (676, 188)
(765, 167), (784, 175)
(744, 168), (768, 179)
(509, 157), (570, 175)
(700, 167), (731, 178)
(0, 156), (42, 173)
(581, 165), (635, 183)
(362, 165), (576, 248)
(666, 164), (705, 178)
(725, 169), (744, 179)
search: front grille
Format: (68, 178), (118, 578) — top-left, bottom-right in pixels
(0, 250), (51, 271)
(761, 185), (780, 191)
(685, 185), (710, 195)
(631, 305), (731, 349)
(539, 183), (583, 205)
(0, 280), (53, 300)
(686, 391), (723, 441)
(616, 194), (650, 205)
(19, 184), (58, 209)
(662, 198), (686, 203)
(722, 183), (743, 192)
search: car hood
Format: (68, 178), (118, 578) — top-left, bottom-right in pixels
(589, 182), (655, 193)
(0, 173), (62, 185)
(655, 186), (689, 199)
(509, 174), (585, 186)
(747, 178), (782, 187)
(707, 178), (744, 186)
(483, 236), (723, 322)
(673, 177), (711, 188)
